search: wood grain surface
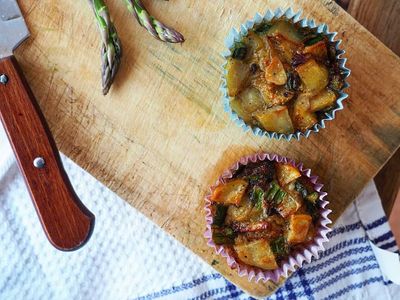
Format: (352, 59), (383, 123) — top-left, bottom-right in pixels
(347, 0), (400, 56)
(345, 0), (400, 217)
(14, 0), (400, 297)
(0, 56), (95, 251)
(339, 0), (400, 250)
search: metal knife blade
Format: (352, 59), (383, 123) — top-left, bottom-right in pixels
(0, 0), (30, 59)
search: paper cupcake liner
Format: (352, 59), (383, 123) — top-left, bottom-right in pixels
(204, 153), (332, 283)
(221, 7), (351, 141)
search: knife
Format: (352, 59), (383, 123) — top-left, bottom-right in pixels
(0, 0), (95, 251)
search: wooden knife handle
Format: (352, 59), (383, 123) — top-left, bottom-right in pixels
(0, 56), (95, 251)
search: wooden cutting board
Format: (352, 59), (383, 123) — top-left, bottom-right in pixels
(15, 0), (400, 297)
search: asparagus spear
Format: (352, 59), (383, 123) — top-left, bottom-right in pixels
(123, 0), (184, 43)
(89, 0), (122, 95)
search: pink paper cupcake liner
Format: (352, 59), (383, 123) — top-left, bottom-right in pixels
(204, 152), (332, 283)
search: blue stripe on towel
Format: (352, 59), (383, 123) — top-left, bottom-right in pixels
(296, 268), (314, 299)
(223, 279), (243, 300)
(283, 280), (296, 300)
(287, 254), (376, 291)
(304, 246), (372, 274)
(295, 263), (380, 297)
(305, 256), (377, 287)
(365, 217), (387, 230)
(327, 221), (362, 238)
(291, 255), (376, 289)
(372, 231), (394, 244)
(322, 276), (383, 300)
(274, 286), (284, 300)
(320, 237), (369, 258)
(380, 240), (398, 250)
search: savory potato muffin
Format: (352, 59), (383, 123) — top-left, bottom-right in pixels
(226, 18), (345, 134)
(209, 160), (320, 270)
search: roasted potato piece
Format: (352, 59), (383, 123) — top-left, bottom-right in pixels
(292, 94), (318, 131)
(310, 89), (337, 112)
(252, 78), (294, 107)
(269, 34), (301, 63)
(287, 214), (312, 244)
(230, 97), (252, 123)
(226, 58), (250, 97)
(254, 106), (294, 134)
(226, 198), (254, 223)
(238, 87), (265, 113)
(296, 59), (329, 94)
(276, 163), (301, 186)
(276, 193), (302, 218)
(305, 222), (316, 243)
(267, 20), (303, 43)
(234, 239), (278, 269)
(210, 179), (248, 205)
(244, 31), (265, 54)
(265, 56), (287, 85)
(303, 41), (327, 59)
(255, 48), (271, 72)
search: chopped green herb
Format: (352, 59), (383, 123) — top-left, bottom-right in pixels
(212, 227), (236, 245)
(294, 181), (308, 199)
(211, 259), (219, 266)
(305, 200), (319, 221)
(266, 181), (280, 201)
(254, 187), (265, 209)
(224, 227), (234, 236)
(212, 205), (228, 227)
(254, 23), (272, 34)
(266, 181), (286, 204)
(304, 34), (324, 46)
(251, 186), (265, 210)
(306, 192), (319, 204)
(270, 236), (289, 257)
(231, 42), (247, 60)
(274, 190), (287, 205)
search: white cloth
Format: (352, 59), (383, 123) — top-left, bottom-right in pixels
(0, 125), (399, 300)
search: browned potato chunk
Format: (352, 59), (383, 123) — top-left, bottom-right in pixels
(276, 193), (302, 218)
(292, 94), (318, 131)
(210, 179), (248, 205)
(230, 97), (252, 123)
(252, 78), (293, 107)
(296, 59), (329, 94)
(254, 106), (294, 134)
(269, 34), (302, 62)
(267, 20), (303, 43)
(234, 239), (278, 270)
(265, 56), (287, 85)
(303, 41), (327, 59)
(226, 58), (250, 97)
(276, 163), (301, 186)
(226, 198), (254, 223)
(310, 89), (337, 112)
(305, 222), (316, 243)
(238, 87), (265, 113)
(287, 214), (312, 244)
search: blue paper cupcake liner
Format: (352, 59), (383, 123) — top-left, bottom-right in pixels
(221, 7), (351, 141)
